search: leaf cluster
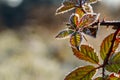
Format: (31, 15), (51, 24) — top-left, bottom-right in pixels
(55, 0), (120, 79)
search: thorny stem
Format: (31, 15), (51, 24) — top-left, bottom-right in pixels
(79, 0), (82, 7)
(92, 20), (120, 79)
(102, 67), (105, 79)
(102, 25), (120, 78)
(92, 20), (120, 29)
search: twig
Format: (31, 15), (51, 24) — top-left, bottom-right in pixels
(92, 20), (120, 29)
(92, 20), (120, 79)
(102, 27), (120, 78)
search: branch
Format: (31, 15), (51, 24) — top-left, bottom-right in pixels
(102, 27), (120, 78)
(92, 20), (120, 29)
(92, 20), (120, 78)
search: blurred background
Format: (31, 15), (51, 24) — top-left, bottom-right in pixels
(0, 0), (119, 80)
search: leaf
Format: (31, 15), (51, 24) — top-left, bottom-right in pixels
(100, 33), (119, 60)
(80, 0), (99, 5)
(77, 13), (100, 28)
(69, 13), (79, 28)
(94, 77), (104, 80)
(64, 65), (96, 80)
(106, 52), (120, 73)
(83, 26), (98, 38)
(116, 30), (120, 42)
(106, 64), (120, 73)
(70, 32), (82, 50)
(83, 4), (93, 13)
(69, 7), (87, 28)
(107, 73), (120, 80)
(72, 45), (99, 64)
(69, 7), (85, 28)
(94, 75), (109, 80)
(108, 76), (120, 80)
(72, 8), (85, 28)
(86, 0), (99, 4)
(55, 29), (74, 39)
(111, 52), (120, 64)
(75, 7), (85, 18)
(56, 1), (75, 15)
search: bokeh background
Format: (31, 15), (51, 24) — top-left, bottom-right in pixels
(0, 0), (119, 80)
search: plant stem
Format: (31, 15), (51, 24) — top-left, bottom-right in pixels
(92, 20), (120, 79)
(92, 20), (120, 29)
(102, 26), (120, 78)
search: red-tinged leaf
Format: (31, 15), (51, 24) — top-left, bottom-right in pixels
(56, 29), (74, 39)
(100, 33), (119, 60)
(64, 65), (96, 80)
(69, 7), (85, 28)
(69, 13), (79, 28)
(108, 77), (120, 80)
(77, 13), (100, 28)
(83, 4), (93, 13)
(69, 8), (85, 28)
(56, 1), (75, 15)
(70, 32), (82, 50)
(72, 45), (99, 64)
(116, 30), (120, 42)
(73, 8), (85, 28)
(75, 7), (85, 18)
(106, 52), (120, 73)
(107, 73), (120, 80)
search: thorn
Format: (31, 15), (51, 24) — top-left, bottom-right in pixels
(91, 25), (94, 28)
(98, 18), (100, 23)
(76, 46), (80, 51)
(103, 17), (106, 22)
(83, 35), (88, 42)
(66, 23), (71, 26)
(106, 25), (109, 30)
(97, 19), (101, 27)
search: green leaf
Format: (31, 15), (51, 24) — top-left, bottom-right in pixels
(106, 64), (120, 73)
(94, 77), (104, 80)
(77, 13), (100, 28)
(106, 52), (120, 73)
(94, 75), (109, 80)
(64, 65), (96, 80)
(55, 29), (74, 39)
(111, 52), (120, 64)
(100, 33), (119, 60)
(56, 1), (75, 15)
(72, 45), (99, 64)
(108, 77), (120, 80)
(70, 32), (82, 50)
